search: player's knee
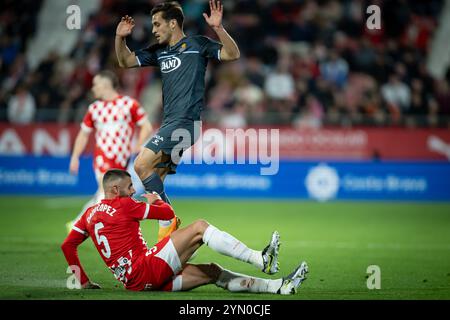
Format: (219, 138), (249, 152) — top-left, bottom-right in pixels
(193, 219), (209, 236)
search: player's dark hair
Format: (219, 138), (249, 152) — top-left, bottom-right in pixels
(97, 70), (119, 89)
(103, 169), (131, 188)
(151, 1), (184, 29)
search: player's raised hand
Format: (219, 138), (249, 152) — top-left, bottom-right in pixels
(142, 192), (162, 204)
(116, 15), (135, 37)
(69, 157), (79, 175)
(203, 0), (223, 29)
(82, 281), (101, 289)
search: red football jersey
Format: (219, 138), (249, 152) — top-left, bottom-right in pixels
(81, 95), (147, 170)
(71, 196), (174, 287)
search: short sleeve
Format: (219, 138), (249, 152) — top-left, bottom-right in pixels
(134, 45), (159, 67)
(130, 99), (147, 125)
(73, 212), (89, 236)
(121, 197), (150, 220)
(81, 106), (94, 132)
(197, 36), (222, 60)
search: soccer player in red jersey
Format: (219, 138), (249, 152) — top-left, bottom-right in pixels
(61, 169), (309, 294)
(67, 70), (153, 231)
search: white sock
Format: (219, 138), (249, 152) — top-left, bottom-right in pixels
(159, 219), (173, 227)
(203, 225), (263, 270)
(157, 195), (173, 227)
(216, 269), (282, 293)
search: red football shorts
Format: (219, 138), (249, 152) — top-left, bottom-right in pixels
(127, 236), (183, 291)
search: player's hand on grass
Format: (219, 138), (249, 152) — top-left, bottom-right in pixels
(142, 192), (162, 204)
(116, 15), (135, 38)
(82, 281), (101, 289)
(69, 157), (79, 175)
(203, 0), (223, 30)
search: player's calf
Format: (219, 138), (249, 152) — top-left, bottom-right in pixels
(133, 148), (160, 180)
(156, 263), (221, 292)
(135, 151), (172, 205)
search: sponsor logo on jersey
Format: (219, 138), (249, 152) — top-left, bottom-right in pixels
(151, 135), (164, 146)
(161, 57), (181, 73)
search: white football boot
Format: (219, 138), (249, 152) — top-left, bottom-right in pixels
(278, 261), (309, 295)
(261, 231), (281, 274)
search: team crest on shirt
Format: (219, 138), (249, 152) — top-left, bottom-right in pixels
(161, 56), (181, 73)
(179, 43), (187, 53)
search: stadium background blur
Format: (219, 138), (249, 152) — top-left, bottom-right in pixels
(1, 0), (450, 300)
(2, 0), (450, 127)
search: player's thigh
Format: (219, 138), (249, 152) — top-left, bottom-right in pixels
(170, 226), (201, 264)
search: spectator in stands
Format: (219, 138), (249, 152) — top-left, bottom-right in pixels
(381, 73), (411, 122)
(244, 55), (266, 89)
(293, 94), (324, 129)
(0, 0), (447, 128)
(405, 78), (430, 126)
(320, 50), (349, 89)
(264, 58), (295, 101)
(0, 34), (20, 67)
(7, 83), (36, 124)
(230, 77), (264, 126)
(434, 79), (450, 127)
(264, 56), (296, 124)
(219, 101), (248, 129)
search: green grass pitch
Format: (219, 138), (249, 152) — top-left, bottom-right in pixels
(0, 196), (449, 300)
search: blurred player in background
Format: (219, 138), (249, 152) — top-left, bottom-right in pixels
(115, 0), (240, 241)
(61, 169), (308, 294)
(66, 70), (153, 231)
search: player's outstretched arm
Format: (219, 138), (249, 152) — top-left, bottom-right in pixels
(115, 15), (139, 68)
(61, 230), (94, 288)
(203, 0), (240, 61)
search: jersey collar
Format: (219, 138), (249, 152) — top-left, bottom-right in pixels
(167, 36), (188, 51)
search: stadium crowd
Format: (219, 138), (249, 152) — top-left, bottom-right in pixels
(1, 0), (449, 128)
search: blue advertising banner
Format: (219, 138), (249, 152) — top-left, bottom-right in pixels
(0, 156), (97, 195)
(1, 156), (450, 201)
(167, 160), (450, 201)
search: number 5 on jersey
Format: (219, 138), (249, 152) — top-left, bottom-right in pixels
(95, 222), (111, 258)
